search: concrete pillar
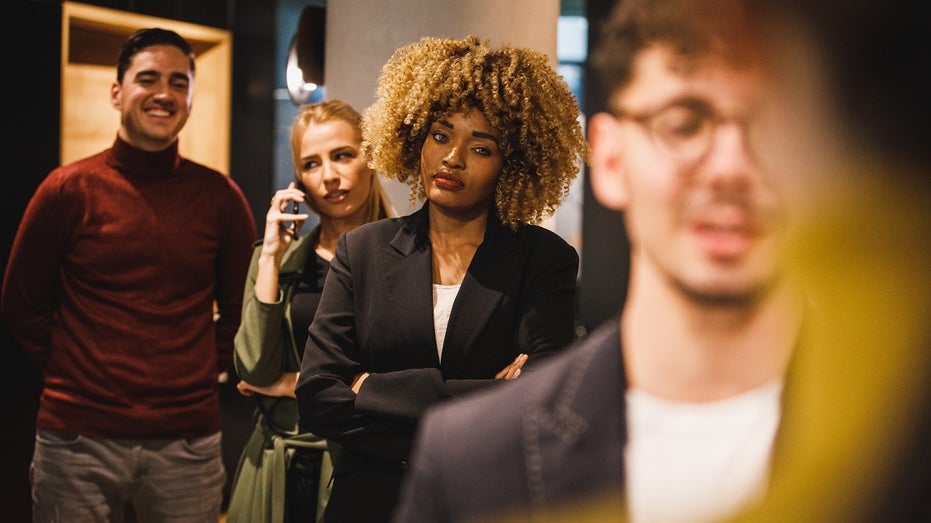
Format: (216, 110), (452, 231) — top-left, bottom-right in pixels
(326, 0), (560, 108)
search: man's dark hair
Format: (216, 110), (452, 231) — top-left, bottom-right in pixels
(116, 27), (195, 83)
(589, 0), (758, 108)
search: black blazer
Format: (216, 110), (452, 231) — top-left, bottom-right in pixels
(295, 204), (580, 462)
(394, 311), (931, 523)
(392, 320), (627, 523)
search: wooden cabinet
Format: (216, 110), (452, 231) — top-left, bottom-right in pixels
(61, 2), (232, 172)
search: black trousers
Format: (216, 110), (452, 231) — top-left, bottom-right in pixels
(287, 447), (324, 522)
(322, 452), (407, 523)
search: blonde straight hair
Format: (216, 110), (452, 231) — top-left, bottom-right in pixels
(290, 100), (395, 222)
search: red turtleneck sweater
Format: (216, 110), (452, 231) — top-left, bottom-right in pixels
(2, 136), (256, 439)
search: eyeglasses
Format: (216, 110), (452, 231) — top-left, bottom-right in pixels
(613, 100), (768, 165)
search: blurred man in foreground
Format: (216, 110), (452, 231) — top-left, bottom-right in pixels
(393, 1), (808, 521)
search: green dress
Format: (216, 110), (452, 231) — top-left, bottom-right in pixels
(227, 229), (332, 523)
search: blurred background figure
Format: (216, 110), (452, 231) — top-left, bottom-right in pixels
(227, 100), (394, 523)
(1, 27), (256, 522)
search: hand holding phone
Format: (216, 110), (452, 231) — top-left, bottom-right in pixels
(289, 200), (301, 239)
(286, 181), (307, 239)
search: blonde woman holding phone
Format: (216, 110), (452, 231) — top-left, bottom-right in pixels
(227, 100), (393, 523)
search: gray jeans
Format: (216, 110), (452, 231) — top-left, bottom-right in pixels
(31, 429), (226, 523)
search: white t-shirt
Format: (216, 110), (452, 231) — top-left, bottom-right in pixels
(625, 380), (783, 523)
(432, 283), (461, 361)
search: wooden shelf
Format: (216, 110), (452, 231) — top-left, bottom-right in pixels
(68, 18), (219, 67)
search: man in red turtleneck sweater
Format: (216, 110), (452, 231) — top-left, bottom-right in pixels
(1, 27), (256, 522)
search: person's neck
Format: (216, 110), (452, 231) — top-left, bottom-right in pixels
(316, 212), (369, 261)
(427, 204), (489, 246)
(117, 129), (176, 153)
(620, 256), (805, 403)
(428, 204), (489, 285)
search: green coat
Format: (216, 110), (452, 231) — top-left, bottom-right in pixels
(227, 228), (332, 523)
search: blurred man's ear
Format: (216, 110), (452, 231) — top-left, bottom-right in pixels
(588, 112), (629, 211)
(110, 82), (122, 110)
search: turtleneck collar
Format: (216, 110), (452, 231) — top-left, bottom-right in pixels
(106, 134), (183, 178)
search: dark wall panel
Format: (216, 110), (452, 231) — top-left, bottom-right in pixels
(230, 0), (278, 236)
(577, 0), (630, 334)
(5, 4), (62, 521)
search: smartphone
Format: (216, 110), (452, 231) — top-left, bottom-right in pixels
(290, 200), (301, 239)
(290, 182), (305, 239)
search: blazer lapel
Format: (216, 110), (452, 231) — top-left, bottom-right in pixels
(440, 214), (520, 376)
(381, 207), (440, 367)
(520, 321), (627, 516)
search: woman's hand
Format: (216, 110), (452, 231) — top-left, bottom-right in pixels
(236, 372), (299, 398)
(254, 183), (310, 303)
(260, 182), (310, 261)
(351, 372), (370, 394)
(495, 353), (528, 380)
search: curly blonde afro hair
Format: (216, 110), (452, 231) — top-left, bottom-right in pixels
(361, 35), (588, 230)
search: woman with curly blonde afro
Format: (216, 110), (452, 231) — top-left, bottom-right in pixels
(295, 35), (586, 523)
(363, 34), (587, 228)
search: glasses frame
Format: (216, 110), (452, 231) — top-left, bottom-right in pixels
(612, 99), (766, 166)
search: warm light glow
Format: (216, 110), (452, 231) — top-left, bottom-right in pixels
(286, 38), (319, 105)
